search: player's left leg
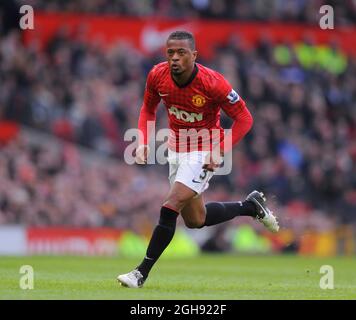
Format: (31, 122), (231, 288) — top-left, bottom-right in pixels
(180, 192), (268, 229)
(176, 151), (279, 231)
(180, 194), (206, 228)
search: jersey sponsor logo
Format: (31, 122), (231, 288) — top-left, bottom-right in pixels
(168, 106), (203, 123)
(227, 89), (240, 104)
(192, 94), (206, 107)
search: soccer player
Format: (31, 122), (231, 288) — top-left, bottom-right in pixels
(118, 31), (279, 288)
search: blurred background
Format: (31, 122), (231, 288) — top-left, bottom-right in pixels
(0, 0), (355, 258)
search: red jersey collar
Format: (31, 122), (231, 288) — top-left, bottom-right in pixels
(171, 63), (199, 88)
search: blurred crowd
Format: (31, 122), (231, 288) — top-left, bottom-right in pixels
(0, 131), (168, 230)
(0, 129), (345, 237)
(10, 0), (356, 24)
(0, 4), (356, 229)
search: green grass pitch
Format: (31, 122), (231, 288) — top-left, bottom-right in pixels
(1, 255), (355, 300)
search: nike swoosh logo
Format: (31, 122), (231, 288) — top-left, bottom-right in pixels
(159, 92), (169, 97)
(192, 179), (201, 184)
(254, 200), (269, 217)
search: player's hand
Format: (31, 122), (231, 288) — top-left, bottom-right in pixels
(135, 145), (150, 164)
(202, 148), (223, 172)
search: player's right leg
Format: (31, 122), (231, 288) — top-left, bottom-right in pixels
(117, 181), (195, 288)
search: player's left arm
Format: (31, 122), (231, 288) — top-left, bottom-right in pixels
(203, 77), (253, 171)
(219, 89), (253, 154)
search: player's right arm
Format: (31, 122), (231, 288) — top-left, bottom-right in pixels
(136, 68), (161, 164)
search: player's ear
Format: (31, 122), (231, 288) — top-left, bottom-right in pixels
(192, 50), (198, 61)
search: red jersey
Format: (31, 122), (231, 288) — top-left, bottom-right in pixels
(138, 62), (253, 152)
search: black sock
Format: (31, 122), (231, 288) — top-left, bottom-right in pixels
(203, 201), (257, 227)
(137, 206), (178, 279)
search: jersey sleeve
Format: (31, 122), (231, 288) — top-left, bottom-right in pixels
(212, 72), (243, 118)
(137, 67), (161, 145)
(212, 73), (253, 152)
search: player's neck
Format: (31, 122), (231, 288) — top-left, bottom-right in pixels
(171, 64), (198, 88)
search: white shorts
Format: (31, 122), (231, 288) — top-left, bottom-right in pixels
(167, 150), (215, 195)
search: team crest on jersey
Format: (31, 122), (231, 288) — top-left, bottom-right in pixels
(227, 89), (240, 104)
(192, 94), (206, 107)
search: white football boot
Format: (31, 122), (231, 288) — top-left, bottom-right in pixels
(117, 269), (145, 288)
(246, 190), (280, 233)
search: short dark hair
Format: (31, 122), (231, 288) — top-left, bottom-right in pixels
(167, 31), (195, 50)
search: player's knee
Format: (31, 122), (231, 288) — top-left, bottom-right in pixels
(184, 217), (205, 229)
(164, 194), (189, 212)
